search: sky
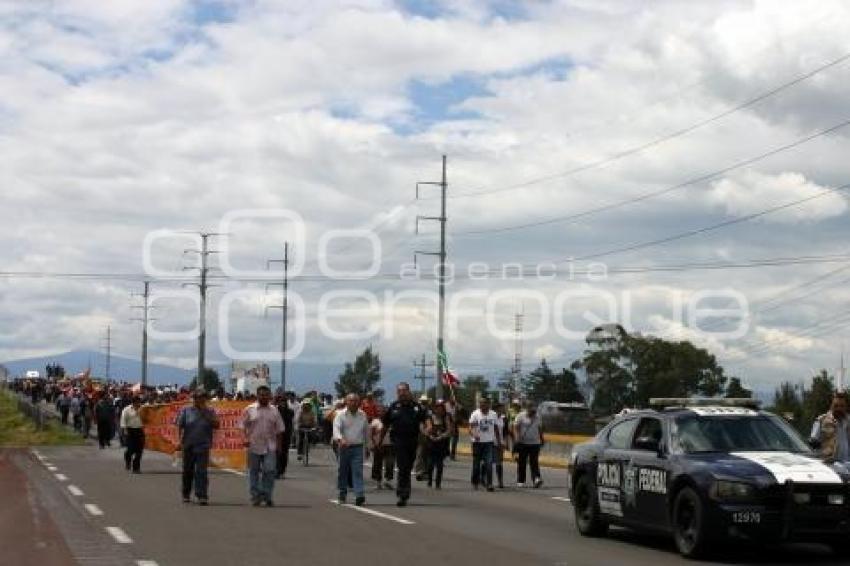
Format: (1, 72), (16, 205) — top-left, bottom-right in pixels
(2, 0), (850, 392)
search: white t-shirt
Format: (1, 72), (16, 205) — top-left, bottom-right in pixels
(469, 409), (499, 444)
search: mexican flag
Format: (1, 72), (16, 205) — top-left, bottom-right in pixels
(437, 349), (460, 387)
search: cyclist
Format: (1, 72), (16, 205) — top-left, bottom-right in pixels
(296, 400), (317, 461)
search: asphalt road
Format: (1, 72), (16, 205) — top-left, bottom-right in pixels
(13, 443), (847, 566)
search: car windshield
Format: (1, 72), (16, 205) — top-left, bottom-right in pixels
(672, 414), (811, 454)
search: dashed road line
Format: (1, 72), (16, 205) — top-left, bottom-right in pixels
(106, 526), (133, 544)
(328, 499), (415, 525)
(551, 496), (571, 503)
(85, 503), (104, 516)
(224, 468), (245, 476)
(54, 473), (68, 482)
(67, 485), (84, 497)
(47, 465), (58, 472)
(137, 561), (159, 566)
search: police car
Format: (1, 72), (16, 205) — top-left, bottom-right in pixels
(568, 399), (850, 558)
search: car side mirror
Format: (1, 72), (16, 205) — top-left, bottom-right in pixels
(808, 438), (822, 451)
(634, 436), (660, 453)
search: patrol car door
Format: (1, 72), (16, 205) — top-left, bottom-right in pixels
(626, 416), (669, 527)
(596, 417), (639, 522)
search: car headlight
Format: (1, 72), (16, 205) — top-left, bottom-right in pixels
(828, 494), (844, 506)
(710, 480), (757, 502)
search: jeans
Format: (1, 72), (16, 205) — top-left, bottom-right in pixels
(471, 442), (494, 487)
(516, 443), (541, 484)
(428, 439), (449, 486)
(248, 452), (277, 503)
(276, 433), (291, 477)
(96, 420), (112, 448)
(124, 429), (144, 472)
(337, 445), (365, 498)
(371, 445), (395, 482)
(450, 433), (459, 459)
(182, 447), (210, 500)
(395, 442), (417, 500)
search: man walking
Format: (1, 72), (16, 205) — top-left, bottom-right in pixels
(380, 382), (429, 506)
(811, 392), (850, 464)
(333, 393), (369, 506)
(94, 393), (116, 449)
(370, 405), (394, 490)
(275, 391), (294, 479)
(120, 396), (145, 473)
(241, 385), (285, 506)
(469, 397), (500, 492)
(176, 389), (220, 505)
(514, 401), (545, 488)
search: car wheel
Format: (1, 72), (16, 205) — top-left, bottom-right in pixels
(672, 487), (710, 558)
(573, 474), (608, 537)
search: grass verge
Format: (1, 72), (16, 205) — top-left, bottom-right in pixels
(0, 390), (85, 446)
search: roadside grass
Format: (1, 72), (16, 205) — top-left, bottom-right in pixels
(0, 390), (84, 446)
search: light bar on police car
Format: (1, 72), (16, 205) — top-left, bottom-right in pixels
(648, 398), (762, 410)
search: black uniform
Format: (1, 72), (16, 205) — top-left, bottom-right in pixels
(382, 399), (428, 504)
(276, 403), (294, 478)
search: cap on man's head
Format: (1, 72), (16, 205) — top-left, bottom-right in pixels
(193, 388), (208, 399)
(419, 394), (429, 402)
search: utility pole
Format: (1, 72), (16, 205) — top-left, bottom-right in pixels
(101, 325), (111, 380)
(512, 309), (524, 401)
(184, 232), (223, 391)
(130, 281), (156, 387)
(413, 354), (435, 397)
(415, 154), (448, 399)
(266, 242), (290, 392)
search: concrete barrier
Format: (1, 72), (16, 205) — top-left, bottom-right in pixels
(455, 431), (593, 469)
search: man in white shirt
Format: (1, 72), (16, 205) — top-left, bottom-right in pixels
(120, 396), (145, 473)
(241, 386), (285, 507)
(468, 397), (501, 492)
(333, 393), (369, 505)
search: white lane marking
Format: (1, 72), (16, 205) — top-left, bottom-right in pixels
(67, 485), (84, 497)
(47, 466), (58, 472)
(85, 504), (104, 516)
(106, 526), (133, 544)
(54, 473), (68, 482)
(551, 496), (571, 503)
(136, 561), (158, 566)
(224, 468), (245, 476)
(328, 499), (415, 525)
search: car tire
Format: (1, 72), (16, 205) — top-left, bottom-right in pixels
(573, 474), (608, 537)
(672, 486), (710, 558)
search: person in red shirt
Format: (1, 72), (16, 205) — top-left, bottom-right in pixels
(360, 392), (379, 421)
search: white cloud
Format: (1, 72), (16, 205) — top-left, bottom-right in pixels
(708, 170), (847, 223)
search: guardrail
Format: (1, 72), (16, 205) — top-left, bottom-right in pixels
(3, 388), (56, 431)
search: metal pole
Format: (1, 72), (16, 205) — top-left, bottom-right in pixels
(198, 234), (208, 390)
(281, 242), (288, 392)
(141, 281), (149, 387)
(436, 154), (447, 400)
(105, 325), (111, 380)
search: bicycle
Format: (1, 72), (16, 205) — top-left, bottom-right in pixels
(298, 427), (319, 466)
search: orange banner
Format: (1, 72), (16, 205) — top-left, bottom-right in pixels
(140, 401), (251, 470)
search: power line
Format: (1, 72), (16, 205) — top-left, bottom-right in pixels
(455, 117), (850, 236)
(3, 253), (850, 282)
(446, 50), (850, 200)
(562, 182), (850, 264)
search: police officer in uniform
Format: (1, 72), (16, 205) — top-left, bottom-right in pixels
(811, 391), (850, 464)
(379, 382), (430, 507)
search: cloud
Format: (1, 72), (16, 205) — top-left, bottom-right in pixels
(708, 170), (847, 223)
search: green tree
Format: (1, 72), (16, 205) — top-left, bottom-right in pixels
(524, 359), (585, 404)
(455, 374), (491, 412)
(335, 346), (383, 400)
(802, 370), (834, 431)
(572, 348), (632, 416)
(724, 377), (753, 399)
(190, 367), (223, 393)
(768, 381), (804, 430)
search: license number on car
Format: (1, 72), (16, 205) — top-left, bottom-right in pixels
(732, 511), (761, 524)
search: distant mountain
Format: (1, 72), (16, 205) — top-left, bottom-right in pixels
(0, 349), (411, 394)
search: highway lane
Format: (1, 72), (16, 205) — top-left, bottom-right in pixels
(23, 444), (846, 566)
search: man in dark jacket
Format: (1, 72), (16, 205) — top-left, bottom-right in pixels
(94, 394), (116, 448)
(275, 391), (295, 479)
(379, 382), (429, 507)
